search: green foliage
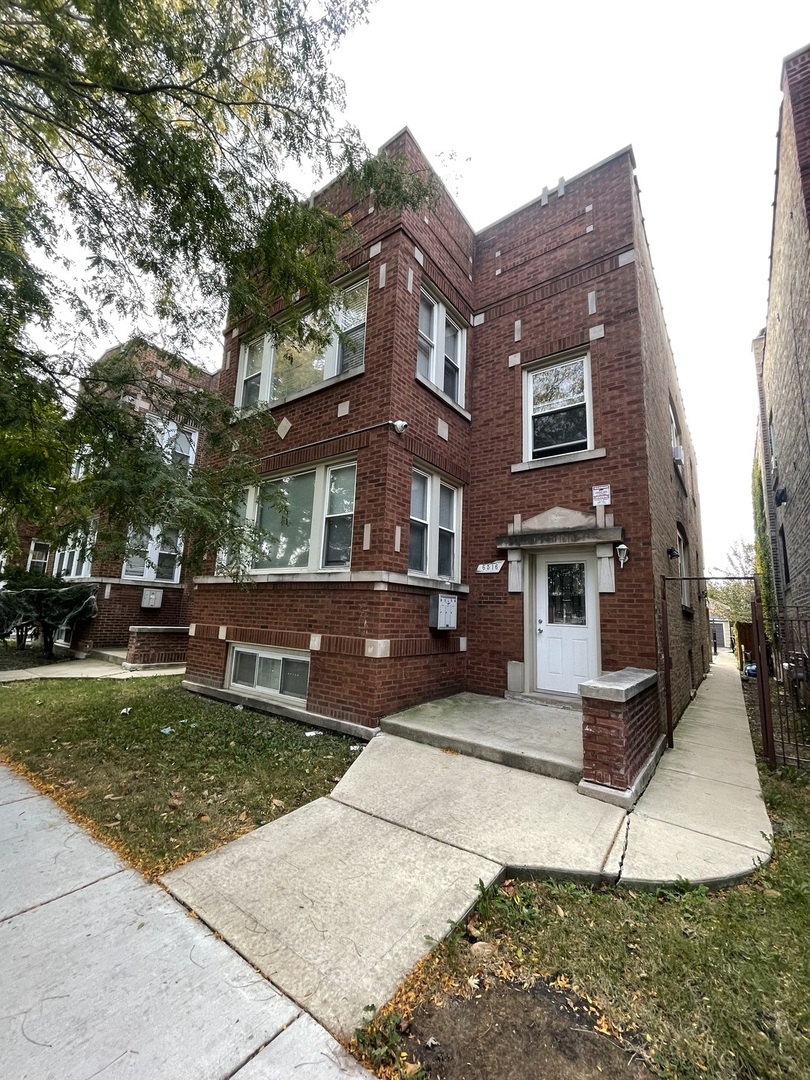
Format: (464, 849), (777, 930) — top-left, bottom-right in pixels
(354, 1006), (404, 1068)
(752, 457), (777, 638)
(0, 571), (96, 657)
(707, 540), (756, 626)
(0, 0), (435, 566)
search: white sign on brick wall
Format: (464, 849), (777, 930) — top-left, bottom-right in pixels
(592, 485), (611, 506)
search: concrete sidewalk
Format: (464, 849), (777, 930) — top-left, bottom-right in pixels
(164, 650), (772, 1039)
(0, 658), (185, 682)
(0, 768), (371, 1080)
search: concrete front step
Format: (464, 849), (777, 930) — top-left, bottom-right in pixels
(380, 691), (583, 783)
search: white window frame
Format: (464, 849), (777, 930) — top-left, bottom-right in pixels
(123, 527), (183, 584)
(416, 288), (467, 408)
(227, 644), (310, 703)
(236, 279), (368, 410)
(408, 468), (462, 583)
(523, 352), (594, 462)
(239, 460), (357, 574)
(146, 415), (198, 468)
(27, 540), (50, 575)
(54, 539), (92, 580)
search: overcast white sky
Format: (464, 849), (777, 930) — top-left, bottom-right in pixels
(321, 0), (808, 570)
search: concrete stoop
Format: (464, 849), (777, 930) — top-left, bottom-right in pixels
(380, 691), (583, 783)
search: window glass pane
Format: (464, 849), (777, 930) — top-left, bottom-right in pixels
(255, 472), (315, 568)
(531, 360), (585, 414)
(233, 651), (257, 686)
(339, 281), (368, 331)
(444, 320), (459, 361)
(327, 465), (356, 516)
(417, 337), (432, 379)
(280, 659), (309, 698)
(438, 529), (454, 578)
(547, 563), (586, 625)
(245, 340), (264, 377)
(171, 429), (194, 467)
(409, 521), (427, 573)
(323, 516), (353, 566)
(338, 324), (366, 372)
(271, 336), (326, 400)
(124, 532), (150, 577)
(419, 294), (435, 339)
(439, 485), (455, 530)
(257, 656), (281, 691)
(532, 404), (587, 457)
(241, 372), (261, 409)
(410, 472), (428, 521)
(155, 552), (178, 581)
(443, 357), (459, 401)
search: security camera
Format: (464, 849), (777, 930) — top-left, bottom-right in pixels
(392, 420), (409, 434)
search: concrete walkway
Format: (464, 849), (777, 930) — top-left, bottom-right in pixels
(164, 650), (772, 1039)
(0, 768), (371, 1079)
(0, 657), (185, 682)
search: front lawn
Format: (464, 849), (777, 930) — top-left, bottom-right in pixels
(0, 676), (359, 877)
(354, 767), (810, 1079)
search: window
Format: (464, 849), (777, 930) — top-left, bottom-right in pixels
(123, 528), (182, 583)
(524, 353), (592, 460)
(417, 290), (467, 406)
(229, 645), (310, 702)
(779, 525), (790, 585)
(678, 530), (690, 608)
(239, 461), (356, 573)
(27, 541), (50, 575)
(237, 280), (368, 409)
(146, 415), (198, 468)
(54, 539), (92, 579)
(408, 469), (461, 581)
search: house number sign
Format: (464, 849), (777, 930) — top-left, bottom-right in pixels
(476, 560), (505, 574)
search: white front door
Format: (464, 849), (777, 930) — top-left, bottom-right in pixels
(536, 554), (599, 695)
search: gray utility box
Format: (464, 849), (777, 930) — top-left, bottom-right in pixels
(429, 593), (457, 630)
(141, 588), (164, 609)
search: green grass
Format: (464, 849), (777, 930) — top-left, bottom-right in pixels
(358, 768), (810, 1079)
(0, 676), (359, 877)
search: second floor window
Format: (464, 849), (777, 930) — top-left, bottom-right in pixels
(524, 353), (592, 460)
(417, 290), (466, 407)
(238, 280), (368, 409)
(27, 541), (50, 575)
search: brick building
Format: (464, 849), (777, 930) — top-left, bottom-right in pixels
(755, 43), (810, 622)
(52, 339), (206, 665)
(185, 129), (709, 798)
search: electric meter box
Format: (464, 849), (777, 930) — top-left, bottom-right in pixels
(141, 588), (164, 610)
(429, 593), (457, 630)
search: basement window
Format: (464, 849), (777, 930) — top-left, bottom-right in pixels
(228, 645), (310, 701)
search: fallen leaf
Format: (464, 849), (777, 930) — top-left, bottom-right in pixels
(198, 814), (211, 823)
(271, 798), (285, 810)
(238, 810), (248, 822)
(103, 793), (124, 801)
(425, 1036), (439, 1049)
(470, 941), (496, 960)
(402, 1063), (421, 1077)
(467, 974), (480, 990)
(556, 905), (566, 918)
(168, 798), (183, 810)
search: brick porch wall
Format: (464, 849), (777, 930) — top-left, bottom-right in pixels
(581, 675), (661, 791)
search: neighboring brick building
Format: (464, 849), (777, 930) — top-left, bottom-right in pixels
(755, 43), (810, 622)
(185, 129), (709, 798)
(53, 339), (207, 660)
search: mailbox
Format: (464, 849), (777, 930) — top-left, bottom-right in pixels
(141, 588), (164, 609)
(429, 593), (457, 630)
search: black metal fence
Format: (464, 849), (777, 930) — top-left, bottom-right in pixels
(767, 614), (810, 771)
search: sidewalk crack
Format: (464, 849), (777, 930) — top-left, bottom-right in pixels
(614, 813), (632, 884)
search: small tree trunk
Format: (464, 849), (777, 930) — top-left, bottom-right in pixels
(40, 622), (56, 661)
(15, 624), (28, 651)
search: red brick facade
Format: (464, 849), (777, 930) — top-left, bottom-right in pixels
(756, 45), (810, 621)
(184, 130), (709, 764)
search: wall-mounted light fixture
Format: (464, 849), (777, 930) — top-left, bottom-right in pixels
(616, 542), (629, 569)
(667, 547), (680, 560)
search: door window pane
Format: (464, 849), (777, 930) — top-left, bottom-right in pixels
(547, 563), (586, 625)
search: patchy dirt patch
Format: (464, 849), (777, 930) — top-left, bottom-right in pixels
(400, 980), (651, 1080)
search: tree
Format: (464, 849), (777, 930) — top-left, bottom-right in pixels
(752, 457), (777, 639)
(707, 540), (756, 626)
(0, 0), (434, 568)
(0, 567), (96, 657)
